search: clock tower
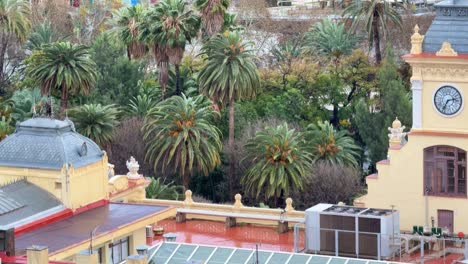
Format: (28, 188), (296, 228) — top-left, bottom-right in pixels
(357, 0), (468, 234)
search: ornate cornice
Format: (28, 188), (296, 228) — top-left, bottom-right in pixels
(410, 63), (468, 82)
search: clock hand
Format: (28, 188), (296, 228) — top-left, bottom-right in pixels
(442, 98), (454, 111)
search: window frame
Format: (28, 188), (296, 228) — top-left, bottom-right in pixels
(424, 145), (467, 198)
(109, 236), (130, 264)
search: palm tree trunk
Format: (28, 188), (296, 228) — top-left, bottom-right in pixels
(60, 86), (68, 114)
(182, 174), (189, 191)
(228, 97), (235, 198)
(127, 46), (132, 60)
(0, 33), (9, 93)
(175, 64), (181, 96)
(372, 12), (382, 64)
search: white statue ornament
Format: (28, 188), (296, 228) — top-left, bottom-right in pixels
(388, 117), (407, 147)
(126, 156), (141, 179)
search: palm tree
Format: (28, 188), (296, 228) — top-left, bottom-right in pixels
(110, 5), (146, 60)
(198, 31), (260, 195)
(242, 123), (312, 206)
(0, 0), (31, 87)
(146, 177), (184, 200)
(26, 21), (68, 51)
(343, 0), (404, 64)
(68, 104), (120, 147)
(303, 19), (358, 66)
(128, 94), (159, 118)
(143, 94), (222, 189)
(194, 0), (230, 37)
(305, 121), (360, 167)
(26, 42), (98, 113)
(141, 0), (200, 97)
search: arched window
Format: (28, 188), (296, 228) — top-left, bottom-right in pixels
(424, 146), (467, 197)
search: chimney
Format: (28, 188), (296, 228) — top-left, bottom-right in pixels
(26, 246), (48, 264)
(75, 250), (98, 264)
(126, 255), (148, 264)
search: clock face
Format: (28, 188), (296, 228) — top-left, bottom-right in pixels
(434, 86), (463, 116)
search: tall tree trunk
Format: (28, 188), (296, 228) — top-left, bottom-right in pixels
(127, 46), (132, 60)
(60, 86), (69, 114)
(331, 103), (339, 127)
(0, 33), (9, 93)
(158, 62), (168, 99)
(372, 13), (382, 64)
(175, 64), (181, 96)
(182, 174), (189, 191)
(228, 97), (235, 198)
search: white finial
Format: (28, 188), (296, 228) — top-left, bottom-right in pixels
(126, 156), (141, 179)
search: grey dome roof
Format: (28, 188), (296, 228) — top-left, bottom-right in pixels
(423, 0), (468, 54)
(0, 118), (104, 169)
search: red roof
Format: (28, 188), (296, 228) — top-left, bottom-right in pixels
(152, 219), (302, 252)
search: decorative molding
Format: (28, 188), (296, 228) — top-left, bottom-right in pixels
(436, 42), (458, 57)
(108, 175), (129, 194)
(410, 65), (468, 82)
(410, 25), (424, 55)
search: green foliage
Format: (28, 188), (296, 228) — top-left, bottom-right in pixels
(343, 0), (404, 62)
(10, 88), (59, 121)
(141, 0), (200, 64)
(26, 42), (98, 112)
(145, 177), (183, 200)
(27, 21), (69, 51)
(109, 4), (146, 59)
(199, 31), (260, 105)
(139, 0), (200, 96)
(128, 94), (159, 118)
(166, 65), (198, 97)
(242, 123), (312, 202)
(0, 116), (13, 141)
(0, 0), (31, 43)
(89, 33), (146, 105)
(68, 104), (120, 147)
(143, 95), (222, 188)
(303, 19), (358, 62)
(354, 49), (412, 166)
(305, 121), (360, 167)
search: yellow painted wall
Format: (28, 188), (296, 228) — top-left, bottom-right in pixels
(422, 81), (468, 131)
(0, 155), (108, 210)
(360, 56), (468, 233)
(0, 166), (62, 200)
(68, 158), (109, 210)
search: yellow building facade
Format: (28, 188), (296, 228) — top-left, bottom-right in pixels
(358, 2), (468, 233)
(0, 118), (175, 264)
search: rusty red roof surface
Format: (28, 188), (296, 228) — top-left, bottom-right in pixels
(152, 219), (303, 252)
(15, 203), (169, 255)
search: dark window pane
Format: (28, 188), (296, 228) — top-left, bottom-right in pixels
(448, 160), (455, 193)
(424, 146), (467, 196)
(458, 164), (466, 194)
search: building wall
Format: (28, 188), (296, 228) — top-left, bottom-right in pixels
(0, 158), (108, 210)
(359, 57), (468, 233)
(360, 133), (468, 232)
(0, 166), (62, 200)
(68, 158), (109, 210)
